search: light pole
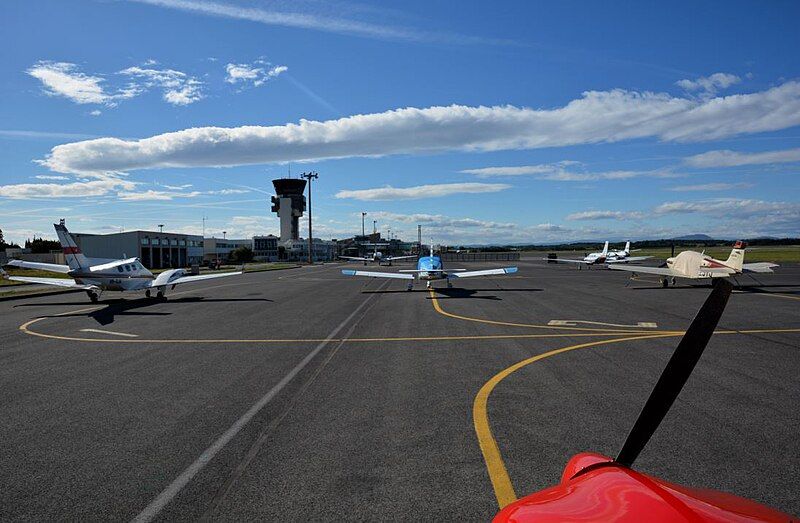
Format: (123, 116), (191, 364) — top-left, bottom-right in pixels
(373, 220), (377, 235)
(361, 212), (366, 237)
(158, 224), (164, 233)
(301, 171), (318, 264)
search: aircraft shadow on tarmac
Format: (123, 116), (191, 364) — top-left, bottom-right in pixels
(16, 296), (273, 326)
(629, 282), (800, 294)
(360, 287), (542, 300)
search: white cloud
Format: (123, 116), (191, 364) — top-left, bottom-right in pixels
(116, 189), (202, 201)
(369, 211), (516, 229)
(0, 178), (136, 199)
(225, 61), (287, 87)
(34, 175), (70, 180)
(119, 66), (203, 105)
(685, 147), (800, 168)
(335, 182), (510, 201)
(207, 188), (250, 195)
(463, 162), (678, 181)
(667, 182), (753, 192)
(127, 0), (507, 45)
(26, 61), (138, 106)
(654, 198), (799, 218)
(565, 210), (644, 221)
(676, 73), (741, 97)
(89, 109), (102, 116)
(41, 80), (800, 175)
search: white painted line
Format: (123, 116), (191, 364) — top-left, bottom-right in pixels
(79, 328), (139, 338)
(548, 319), (658, 329)
(131, 287), (382, 523)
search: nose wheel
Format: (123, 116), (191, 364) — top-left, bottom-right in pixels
(86, 290), (99, 303)
(426, 281), (432, 290)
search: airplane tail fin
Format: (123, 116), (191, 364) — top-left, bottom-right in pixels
(624, 241), (630, 254)
(723, 240), (746, 272)
(602, 241), (609, 255)
(54, 220), (89, 270)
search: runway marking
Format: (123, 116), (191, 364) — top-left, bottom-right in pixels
(79, 328), (138, 338)
(132, 279), (387, 523)
(428, 289), (663, 333)
(548, 320), (658, 328)
(735, 290), (800, 301)
(473, 333), (679, 509)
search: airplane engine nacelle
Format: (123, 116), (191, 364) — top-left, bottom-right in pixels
(152, 268), (186, 287)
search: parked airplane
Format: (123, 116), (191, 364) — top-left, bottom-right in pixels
(549, 241), (651, 266)
(342, 243), (517, 290)
(609, 241), (778, 287)
(2, 221), (242, 302)
(495, 279), (793, 521)
(340, 243), (417, 266)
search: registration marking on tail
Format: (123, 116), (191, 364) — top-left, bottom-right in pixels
(548, 320), (658, 329)
(79, 328), (139, 338)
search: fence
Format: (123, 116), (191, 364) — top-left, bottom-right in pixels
(440, 252), (520, 262)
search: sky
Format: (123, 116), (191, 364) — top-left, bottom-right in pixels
(1, 0), (799, 245)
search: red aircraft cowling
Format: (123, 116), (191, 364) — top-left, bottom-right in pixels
(494, 452), (793, 523)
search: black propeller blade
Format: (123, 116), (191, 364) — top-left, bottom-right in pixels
(615, 279), (733, 468)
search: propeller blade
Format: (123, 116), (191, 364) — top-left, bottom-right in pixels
(615, 279), (733, 468)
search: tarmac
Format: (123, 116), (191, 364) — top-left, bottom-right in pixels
(1, 255), (798, 520)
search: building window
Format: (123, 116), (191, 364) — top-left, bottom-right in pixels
(141, 238), (149, 245)
(153, 238), (160, 246)
(171, 239), (178, 246)
(179, 240), (186, 246)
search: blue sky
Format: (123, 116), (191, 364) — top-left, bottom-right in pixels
(1, 0), (799, 245)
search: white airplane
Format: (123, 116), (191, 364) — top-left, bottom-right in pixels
(548, 241), (651, 266)
(2, 220), (242, 302)
(339, 243), (417, 266)
(342, 243), (517, 290)
(609, 241), (778, 287)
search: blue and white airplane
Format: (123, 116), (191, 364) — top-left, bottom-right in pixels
(341, 243), (518, 290)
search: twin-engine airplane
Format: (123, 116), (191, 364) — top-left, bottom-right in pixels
(550, 241), (651, 266)
(342, 243), (517, 290)
(495, 279), (792, 521)
(2, 221), (241, 302)
(609, 241), (778, 287)
(339, 243), (416, 266)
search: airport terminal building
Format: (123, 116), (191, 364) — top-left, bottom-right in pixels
(73, 230), (204, 269)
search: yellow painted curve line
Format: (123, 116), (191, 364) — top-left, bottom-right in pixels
(473, 333), (680, 508)
(428, 290), (668, 334)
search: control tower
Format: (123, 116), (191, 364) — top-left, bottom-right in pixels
(271, 178), (307, 241)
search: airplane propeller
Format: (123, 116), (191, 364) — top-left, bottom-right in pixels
(615, 279), (733, 468)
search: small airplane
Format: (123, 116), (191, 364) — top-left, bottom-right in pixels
(548, 241), (651, 267)
(342, 243), (517, 290)
(609, 241), (778, 287)
(339, 243), (417, 266)
(495, 279), (793, 522)
(2, 220), (242, 302)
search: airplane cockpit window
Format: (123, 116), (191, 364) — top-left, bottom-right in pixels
(117, 266), (124, 272)
(125, 265), (131, 271)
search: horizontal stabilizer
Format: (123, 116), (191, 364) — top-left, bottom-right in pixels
(742, 262), (779, 273)
(5, 259), (72, 273)
(606, 256), (652, 264)
(164, 271), (243, 286)
(342, 269), (413, 280)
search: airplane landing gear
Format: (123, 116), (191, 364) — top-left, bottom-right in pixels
(447, 280), (453, 288)
(406, 283), (413, 291)
(662, 278), (669, 288)
(426, 281), (432, 290)
(145, 289), (151, 298)
(87, 291), (99, 303)
(157, 290), (165, 300)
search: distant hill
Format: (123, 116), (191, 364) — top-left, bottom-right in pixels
(672, 234), (713, 241)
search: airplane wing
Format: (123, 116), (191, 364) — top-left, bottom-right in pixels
(89, 257), (139, 272)
(608, 265), (683, 277)
(5, 276), (96, 289)
(398, 269), (466, 273)
(384, 255), (417, 261)
(606, 256), (652, 264)
(449, 267), (518, 278)
(341, 269), (413, 280)
(743, 262), (779, 273)
(339, 256), (369, 261)
(544, 258), (588, 265)
(5, 259), (72, 273)
(163, 271), (243, 286)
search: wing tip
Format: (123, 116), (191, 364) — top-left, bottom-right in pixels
(342, 270), (356, 276)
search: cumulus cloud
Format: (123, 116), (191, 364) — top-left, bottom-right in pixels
(225, 60), (287, 87)
(335, 182), (510, 201)
(685, 147), (800, 168)
(40, 80), (800, 175)
(676, 73), (741, 97)
(26, 61), (138, 106)
(565, 210), (645, 221)
(654, 198), (799, 217)
(667, 182), (752, 192)
(119, 66), (203, 105)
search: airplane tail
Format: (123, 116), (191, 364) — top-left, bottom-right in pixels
(723, 240), (746, 271)
(624, 241), (630, 254)
(602, 241), (609, 255)
(54, 220), (89, 270)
